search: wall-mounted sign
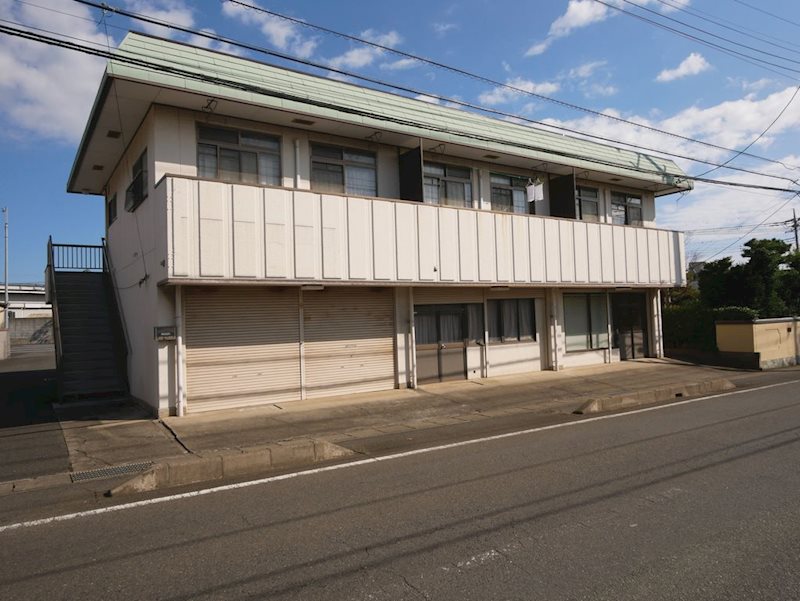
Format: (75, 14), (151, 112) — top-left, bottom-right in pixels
(154, 326), (177, 342)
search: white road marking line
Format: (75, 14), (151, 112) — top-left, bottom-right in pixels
(1, 378), (798, 534)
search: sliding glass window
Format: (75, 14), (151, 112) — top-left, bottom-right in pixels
(197, 125), (281, 186)
(311, 144), (377, 196)
(423, 162), (473, 208)
(487, 299), (536, 343)
(563, 293), (609, 351)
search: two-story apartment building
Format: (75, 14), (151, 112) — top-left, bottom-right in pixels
(64, 32), (689, 416)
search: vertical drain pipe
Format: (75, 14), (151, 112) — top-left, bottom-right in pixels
(175, 285), (186, 417)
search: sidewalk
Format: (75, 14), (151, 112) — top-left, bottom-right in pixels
(2, 357), (776, 499)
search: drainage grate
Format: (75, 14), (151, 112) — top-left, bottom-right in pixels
(70, 461), (154, 483)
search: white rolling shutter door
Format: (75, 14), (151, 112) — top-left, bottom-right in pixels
(184, 287), (301, 412)
(303, 288), (395, 399)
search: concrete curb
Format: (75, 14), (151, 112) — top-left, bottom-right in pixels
(0, 472), (72, 497)
(107, 438), (354, 496)
(572, 378), (736, 415)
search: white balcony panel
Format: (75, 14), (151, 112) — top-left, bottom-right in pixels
(559, 220), (575, 283)
(458, 210), (478, 282)
(658, 230), (671, 285)
(573, 221), (588, 283)
(232, 185), (259, 278)
(347, 197), (372, 280)
(264, 189), (293, 278)
(477, 212), (495, 282)
(438, 208), (459, 282)
(417, 204), (438, 281)
(625, 227), (638, 283)
(395, 202), (417, 281)
(198, 181), (226, 277)
(294, 191), (320, 279)
(321, 194), (345, 280)
(165, 178), (686, 287)
(648, 229), (660, 284)
(495, 214), (512, 282)
(170, 178), (192, 277)
(544, 219), (560, 283)
(372, 200), (396, 281)
(528, 218), (545, 283)
(512, 216), (529, 282)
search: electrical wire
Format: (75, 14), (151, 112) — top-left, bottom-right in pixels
(50, 0), (800, 185)
(693, 84), (800, 179)
(6, 21), (798, 194)
(217, 0), (800, 172)
(731, 0), (800, 31)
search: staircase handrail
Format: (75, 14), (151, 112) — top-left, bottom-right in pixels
(101, 238), (131, 358)
(45, 236), (63, 385)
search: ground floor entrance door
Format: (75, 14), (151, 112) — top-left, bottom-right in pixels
(414, 304), (468, 383)
(611, 292), (649, 360)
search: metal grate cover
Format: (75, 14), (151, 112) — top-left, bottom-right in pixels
(70, 461), (154, 483)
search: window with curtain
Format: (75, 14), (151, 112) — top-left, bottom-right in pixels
(487, 298), (536, 343)
(564, 293), (609, 351)
(490, 174), (530, 214)
(310, 144), (377, 196)
(423, 162), (472, 208)
(610, 191), (643, 226)
(197, 125), (281, 186)
(577, 186), (600, 222)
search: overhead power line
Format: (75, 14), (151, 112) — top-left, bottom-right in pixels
(593, 0), (800, 80)
(651, 0), (800, 57)
(216, 0), (799, 172)
(50, 0), (795, 185)
(732, 0), (800, 31)
(2, 22), (797, 195)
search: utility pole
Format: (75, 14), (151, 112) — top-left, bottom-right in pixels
(793, 209), (799, 252)
(2, 207), (7, 330)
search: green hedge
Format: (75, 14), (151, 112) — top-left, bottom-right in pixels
(713, 306), (759, 321)
(662, 302), (717, 351)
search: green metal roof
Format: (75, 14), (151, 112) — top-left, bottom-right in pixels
(74, 32), (691, 194)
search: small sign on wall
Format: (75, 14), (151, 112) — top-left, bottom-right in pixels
(154, 326), (177, 342)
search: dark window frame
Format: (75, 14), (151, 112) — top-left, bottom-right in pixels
(563, 293), (609, 352)
(490, 173), (532, 215)
(310, 143), (377, 196)
(576, 185), (600, 223)
(197, 124), (282, 187)
(487, 298), (537, 344)
(124, 149), (148, 213)
(610, 191), (643, 226)
(423, 161), (473, 208)
(106, 193), (117, 227)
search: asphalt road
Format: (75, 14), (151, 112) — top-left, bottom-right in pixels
(2, 378), (800, 600)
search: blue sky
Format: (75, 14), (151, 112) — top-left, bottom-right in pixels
(1, 0), (800, 283)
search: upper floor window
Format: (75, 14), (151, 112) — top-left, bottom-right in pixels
(107, 193), (117, 227)
(423, 162), (472, 208)
(576, 186), (599, 223)
(490, 174), (530, 214)
(611, 191), (643, 226)
(311, 144), (377, 196)
(197, 125), (281, 186)
(125, 149), (147, 212)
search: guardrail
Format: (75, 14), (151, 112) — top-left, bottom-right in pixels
(50, 243), (105, 272)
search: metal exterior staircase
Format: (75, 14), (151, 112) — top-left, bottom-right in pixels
(46, 239), (128, 399)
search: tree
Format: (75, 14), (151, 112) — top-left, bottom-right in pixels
(778, 250), (800, 315)
(698, 257), (732, 308)
(740, 238), (790, 317)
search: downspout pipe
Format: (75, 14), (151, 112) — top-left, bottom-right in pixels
(175, 285), (186, 417)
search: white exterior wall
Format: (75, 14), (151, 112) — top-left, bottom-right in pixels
(105, 108), (172, 415)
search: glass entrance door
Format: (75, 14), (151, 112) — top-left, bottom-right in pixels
(611, 293), (648, 360)
(414, 304), (468, 383)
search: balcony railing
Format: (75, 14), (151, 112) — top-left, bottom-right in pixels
(160, 176), (686, 287)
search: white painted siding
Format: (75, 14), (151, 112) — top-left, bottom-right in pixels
(166, 177), (687, 287)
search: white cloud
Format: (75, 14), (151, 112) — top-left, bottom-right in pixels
(0, 0), (108, 143)
(478, 77), (560, 106)
(585, 83), (618, 97)
(527, 0), (692, 57)
(123, 0), (194, 38)
(222, 0), (318, 59)
(327, 29), (401, 70)
(380, 57), (419, 71)
(569, 60), (607, 79)
(656, 52), (710, 82)
(433, 23), (458, 35)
